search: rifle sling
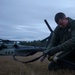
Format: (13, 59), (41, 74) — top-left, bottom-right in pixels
(13, 54), (43, 63)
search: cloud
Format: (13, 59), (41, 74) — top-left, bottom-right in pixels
(0, 0), (75, 41)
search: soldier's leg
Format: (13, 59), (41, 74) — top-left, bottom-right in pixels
(48, 61), (61, 71)
(57, 49), (75, 69)
(48, 51), (65, 71)
(48, 50), (74, 71)
(58, 49), (75, 62)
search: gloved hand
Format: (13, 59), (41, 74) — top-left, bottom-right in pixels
(43, 46), (61, 56)
(48, 46), (61, 56)
(47, 47), (59, 61)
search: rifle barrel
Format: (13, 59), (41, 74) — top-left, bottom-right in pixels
(44, 19), (53, 33)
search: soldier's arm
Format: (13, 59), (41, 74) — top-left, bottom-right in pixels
(46, 25), (75, 56)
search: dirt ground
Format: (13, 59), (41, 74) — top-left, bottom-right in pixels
(0, 53), (75, 75)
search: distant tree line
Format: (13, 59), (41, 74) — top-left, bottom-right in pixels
(19, 40), (47, 47)
(0, 39), (48, 47)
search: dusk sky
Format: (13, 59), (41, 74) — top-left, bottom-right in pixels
(0, 0), (75, 41)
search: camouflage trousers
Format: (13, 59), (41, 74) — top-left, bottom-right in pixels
(48, 49), (75, 70)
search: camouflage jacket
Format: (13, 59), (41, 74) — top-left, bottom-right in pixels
(47, 17), (75, 52)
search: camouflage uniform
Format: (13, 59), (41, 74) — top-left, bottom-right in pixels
(48, 17), (75, 70)
(48, 17), (75, 61)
